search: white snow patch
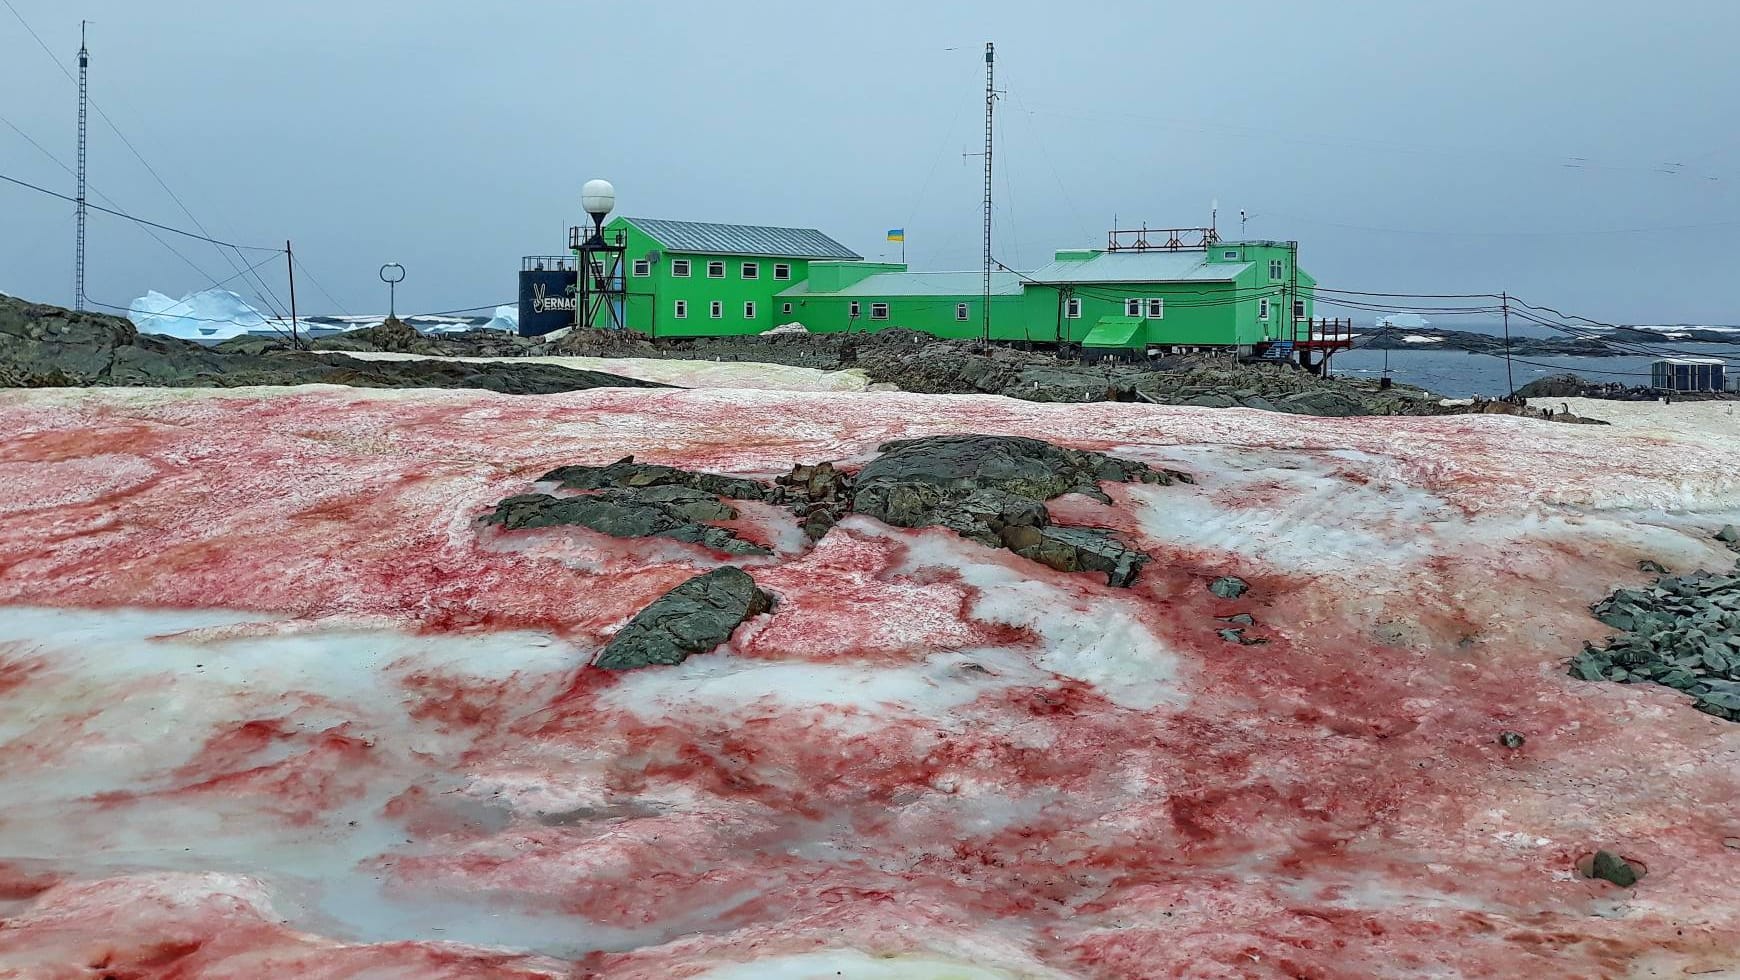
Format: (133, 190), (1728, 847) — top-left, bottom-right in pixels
(1402, 334), (1442, 344)
(760, 322), (809, 336)
(0, 607), (589, 952)
(599, 652), (1034, 729)
(891, 528), (1186, 710)
(128, 289), (268, 339)
(694, 949), (1021, 979)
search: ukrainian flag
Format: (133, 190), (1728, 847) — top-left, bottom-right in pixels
(887, 229), (906, 242)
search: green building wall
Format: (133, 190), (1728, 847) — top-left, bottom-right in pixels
(598, 217), (829, 338)
(576, 218), (1318, 351)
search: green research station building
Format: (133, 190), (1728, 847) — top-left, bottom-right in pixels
(553, 216), (1345, 359)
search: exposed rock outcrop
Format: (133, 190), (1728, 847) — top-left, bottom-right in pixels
(1569, 562), (1740, 719)
(490, 436), (1192, 586)
(541, 457), (770, 500)
(480, 492), (769, 556)
(851, 435), (1186, 586)
(0, 295), (664, 394)
(594, 566), (772, 670)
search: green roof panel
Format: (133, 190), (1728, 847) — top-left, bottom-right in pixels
(1082, 315), (1145, 348)
(624, 217), (861, 260)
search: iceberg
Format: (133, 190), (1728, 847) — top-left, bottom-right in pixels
(1374, 312), (1430, 330)
(128, 289), (270, 340)
(481, 304), (518, 332)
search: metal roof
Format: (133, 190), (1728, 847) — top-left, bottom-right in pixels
(1026, 251), (1248, 284)
(624, 217), (861, 260)
(781, 271), (1025, 297)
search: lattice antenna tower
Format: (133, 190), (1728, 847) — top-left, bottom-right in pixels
(75, 21), (89, 310)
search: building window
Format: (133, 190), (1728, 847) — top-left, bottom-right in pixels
(1146, 298), (1164, 319)
(1125, 298), (1142, 317)
(1259, 298), (1271, 320)
(632, 259), (651, 277)
(849, 301), (861, 318)
(870, 303), (890, 321)
(672, 259), (691, 278)
(741, 262), (759, 280)
(707, 261), (725, 279)
(744, 301), (757, 319)
(674, 300), (688, 319)
(781, 302), (793, 314)
(710, 300), (723, 319)
(956, 303), (970, 321)
(1294, 299), (1306, 319)
(1066, 297), (1082, 319)
(774, 263), (792, 281)
(1223, 250), (1240, 261)
(1269, 259), (1284, 281)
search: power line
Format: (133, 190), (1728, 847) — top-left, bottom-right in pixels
(290, 254), (350, 316)
(2, 4), (291, 318)
(0, 172), (282, 251)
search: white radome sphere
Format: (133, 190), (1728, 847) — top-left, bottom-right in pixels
(582, 179), (616, 217)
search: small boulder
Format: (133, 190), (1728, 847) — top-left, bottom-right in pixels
(1578, 849), (1642, 888)
(1209, 576), (1250, 600)
(1497, 731), (1526, 749)
(1718, 526), (1740, 544)
(594, 566), (773, 670)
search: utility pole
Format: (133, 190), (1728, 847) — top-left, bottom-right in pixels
(285, 240), (300, 349)
(1502, 291), (1515, 398)
(75, 21), (89, 311)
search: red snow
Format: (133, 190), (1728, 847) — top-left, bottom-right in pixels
(2, 385), (1740, 977)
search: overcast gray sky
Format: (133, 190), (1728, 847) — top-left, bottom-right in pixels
(4, 0), (1738, 323)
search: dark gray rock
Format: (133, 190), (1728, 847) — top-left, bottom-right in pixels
(1219, 614), (1257, 627)
(849, 435), (1186, 587)
(1585, 850), (1641, 888)
(1718, 526), (1740, 544)
(1209, 576), (1250, 600)
(594, 566), (772, 670)
(481, 492), (769, 556)
(1, 294), (666, 394)
(774, 461), (853, 540)
(1638, 559), (1669, 574)
(1002, 524), (1150, 588)
(1498, 731), (1526, 749)
(541, 456), (769, 501)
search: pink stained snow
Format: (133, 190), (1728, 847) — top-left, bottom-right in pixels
(2, 384), (1740, 978)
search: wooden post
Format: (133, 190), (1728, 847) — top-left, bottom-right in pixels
(285, 240), (299, 350)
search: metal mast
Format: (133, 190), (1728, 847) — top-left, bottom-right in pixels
(980, 41), (995, 343)
(75, 21), (89, 311)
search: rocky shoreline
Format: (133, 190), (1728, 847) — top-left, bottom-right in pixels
(0, 294), (1632, 420)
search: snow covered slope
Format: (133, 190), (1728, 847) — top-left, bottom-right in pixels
(2, 387), (1740, 977)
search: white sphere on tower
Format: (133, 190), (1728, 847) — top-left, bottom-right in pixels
(582, 179), (616, 219)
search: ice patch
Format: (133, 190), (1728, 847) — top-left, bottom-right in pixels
(1403, 334), (1442, 344)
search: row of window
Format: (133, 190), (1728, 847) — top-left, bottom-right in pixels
(1058, 296), (1302, 321)
(666, 296), (1302, 323)
(641, 258), (793, 281)
(672, 300), (796, 320)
